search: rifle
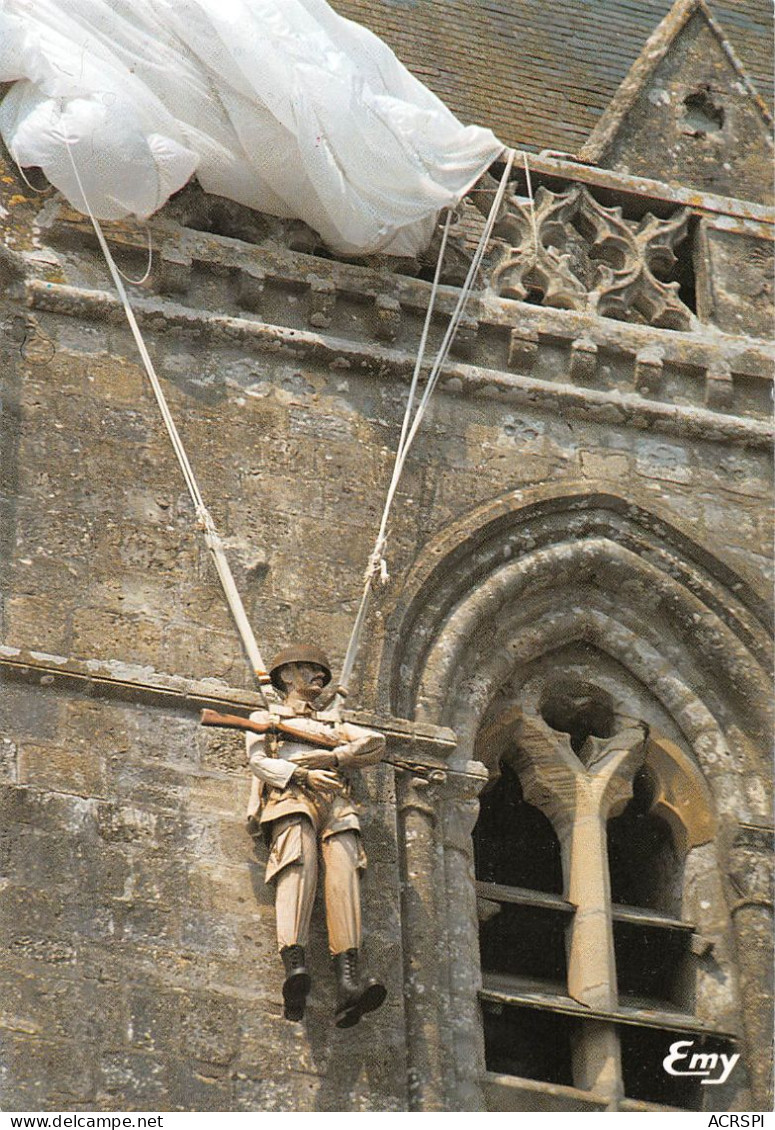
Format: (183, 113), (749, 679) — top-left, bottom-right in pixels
(200, 709), (445, 780)
(201, 708), (339, 749)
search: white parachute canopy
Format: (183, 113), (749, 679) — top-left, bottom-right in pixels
(0, 0), (503, 256)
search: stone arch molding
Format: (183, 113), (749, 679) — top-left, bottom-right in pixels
(379, 483), (767, 1110)
(380, 483), (771, 750)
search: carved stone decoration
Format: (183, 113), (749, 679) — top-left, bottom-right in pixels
(489, 184), (692, 330)
(490, 184), (590, 311)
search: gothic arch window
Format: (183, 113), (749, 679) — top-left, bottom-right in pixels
(608, 765), (682, 915)
(474, 764), (570, 1084)
(473, 680), (732, 1111)
(474, 761), (563, 893)
(381, 486), (766, 1110)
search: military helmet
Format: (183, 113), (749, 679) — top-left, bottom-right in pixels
(268, 644), (333, 689)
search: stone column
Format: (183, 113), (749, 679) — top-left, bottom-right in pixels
(726, 822), (774, 1111)
(515, 712), (647, 1106)
(396, 767), (447, 1111)
(440, 766), (490, 1111)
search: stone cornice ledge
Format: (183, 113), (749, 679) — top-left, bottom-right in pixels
(0, 645), (462, 771)
(518, 152), (774, 228)
(23, 281), (773, 448)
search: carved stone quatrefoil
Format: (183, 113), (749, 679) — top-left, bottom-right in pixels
(489, 184), (692, 330)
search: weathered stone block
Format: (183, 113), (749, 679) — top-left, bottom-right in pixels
(696, 223), (774, 339)
(374, 294), (402, 342)
(18, 741), (106, 798)
(5, 595), (69, 655)
(0, 960), (128, 1046)
(127, 983), (185, 1053)
(569, 337), (598, 383)
(178, 990), (242, 1064)
(157, 245), (193, 295)
(507, 328), (539, 371)
(188, 859), (258, 914)
(199, 728), (246, 773)
(705, 362), (734, 411)
(151, 810), (222, 860)
(179, 908), (240, 956)
(1, 782), (97, 837)
(237, 266), (266, 312)
(2, 1032), (94, 1109)
(165, 1056), (233, 1111)
(308, 278), (337, 329)
(188, 773), (247, 816)
(633, 347), (664, 396)
(450, 315), (479, 359)
(71, 607), (166, 670)
(96, 800), (160, 845)
(232, 1068), (323, 1112)
(118, 900), (179, 946)
(97, 1050), (167, 1106)
(0, 737), (18, 782)
(580, 449), (631, 480)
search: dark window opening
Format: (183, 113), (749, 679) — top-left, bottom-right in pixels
(673, 215), (698, 314)
(540, 680), (615, 754)
(620, 1026), (722, 1108)
(474, 761), (563, 892)
(416, 264), (438, 283)
(474, 710), (711, 1106)
(525, 283), (547, 305)
(480, 903), (567, 985)
(614, 921), (691, 1010)
(475, 760), (570, 1082)
(608, 767), (681, 914)
(683, 90), (725, 136)
(482, 1002), (576, 1085)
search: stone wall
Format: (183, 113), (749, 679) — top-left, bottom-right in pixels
(0, 654), (408, 1110)
(1, 138), (772, 1110)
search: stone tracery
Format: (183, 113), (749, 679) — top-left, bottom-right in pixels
(488, 184), (693, 330)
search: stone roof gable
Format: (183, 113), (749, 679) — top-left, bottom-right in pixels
(578, 0), (773, 205)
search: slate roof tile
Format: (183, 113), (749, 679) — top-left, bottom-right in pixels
(331, 0), (773, 152)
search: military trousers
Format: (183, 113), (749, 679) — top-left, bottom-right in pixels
(269, 813), (366, 955)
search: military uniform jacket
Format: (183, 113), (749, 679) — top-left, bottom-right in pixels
(245, 702), (385, 840)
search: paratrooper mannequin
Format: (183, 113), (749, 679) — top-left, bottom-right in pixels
(246, 644), (387, 1026)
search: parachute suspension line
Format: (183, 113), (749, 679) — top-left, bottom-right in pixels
(63, 141), (274, 698)
(334, 207), (454, 703)
(114, 223), (154, 287)
(335, 149), (516, 709)
(369, 207), (454, 581)
(9, 148), (51, 195)
(394, 210), (455, 508)
(389, 149), (515, 485)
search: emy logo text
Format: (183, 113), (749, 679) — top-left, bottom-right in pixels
(663, 1039), (740, 1086)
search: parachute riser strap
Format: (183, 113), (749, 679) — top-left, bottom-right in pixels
(63, 141), (275, 700)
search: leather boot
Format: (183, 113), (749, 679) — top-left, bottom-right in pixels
(332, 948), (387, 1028)
(281, 944), (311, 1021)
